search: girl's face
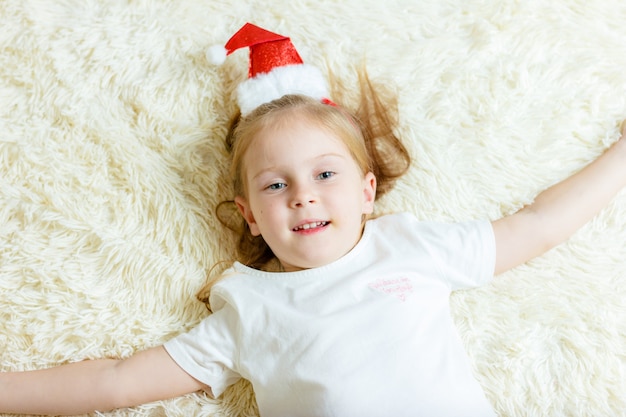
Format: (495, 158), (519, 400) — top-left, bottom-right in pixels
(235, 117), (376, 272)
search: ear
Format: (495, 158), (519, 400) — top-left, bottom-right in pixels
(362, 172), (377, 214)
(234, 196), (261, 236)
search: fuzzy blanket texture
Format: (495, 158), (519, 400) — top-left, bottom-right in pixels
(1, 1), (626, 416)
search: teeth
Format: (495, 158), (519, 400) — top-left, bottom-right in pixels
(294, 221), (328, 231)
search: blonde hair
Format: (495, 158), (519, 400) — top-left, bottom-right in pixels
(198, 71), (410, 307)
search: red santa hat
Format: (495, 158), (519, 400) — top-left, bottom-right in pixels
(206, 23), (331, 116)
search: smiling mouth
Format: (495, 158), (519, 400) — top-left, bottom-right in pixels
(292, 221), (330, 232)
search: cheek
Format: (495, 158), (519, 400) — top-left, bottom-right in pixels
(249, 197), (275, 226)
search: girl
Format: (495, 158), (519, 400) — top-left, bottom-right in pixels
(1, 23), (626, 417)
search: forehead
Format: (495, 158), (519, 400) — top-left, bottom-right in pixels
(251, 115), (349, 156)
(241, 116), (357, 176)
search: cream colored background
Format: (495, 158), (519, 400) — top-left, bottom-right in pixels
(1, 1), (625, 416)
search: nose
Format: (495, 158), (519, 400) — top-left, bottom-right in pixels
(289, 182), (318, 208)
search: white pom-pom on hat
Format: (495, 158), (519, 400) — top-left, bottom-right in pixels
(209, 22), (331, 115)
(206, 45), (228, 65)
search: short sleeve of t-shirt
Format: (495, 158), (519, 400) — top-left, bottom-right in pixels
(385, 213), (495, 290)
(163, 302), (241, 398)
(421, 218), (495, 290)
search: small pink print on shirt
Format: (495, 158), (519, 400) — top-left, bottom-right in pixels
(368, 277), (415, 302)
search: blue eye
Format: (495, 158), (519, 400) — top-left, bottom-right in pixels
(268, 183), (286, 190)
(317, 171), (335, 180)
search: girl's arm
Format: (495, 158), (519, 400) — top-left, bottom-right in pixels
(492, 124), (626, 275)
(0, 346), (206, 415)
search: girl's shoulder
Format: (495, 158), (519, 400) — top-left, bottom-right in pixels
(366, 211), (422, 232)
(367, 212), (492, 251)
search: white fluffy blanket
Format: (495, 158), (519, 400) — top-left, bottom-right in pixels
(1, 1), (625, 416)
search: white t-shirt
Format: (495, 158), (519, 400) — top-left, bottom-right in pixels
(165, 212), (497, 417)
